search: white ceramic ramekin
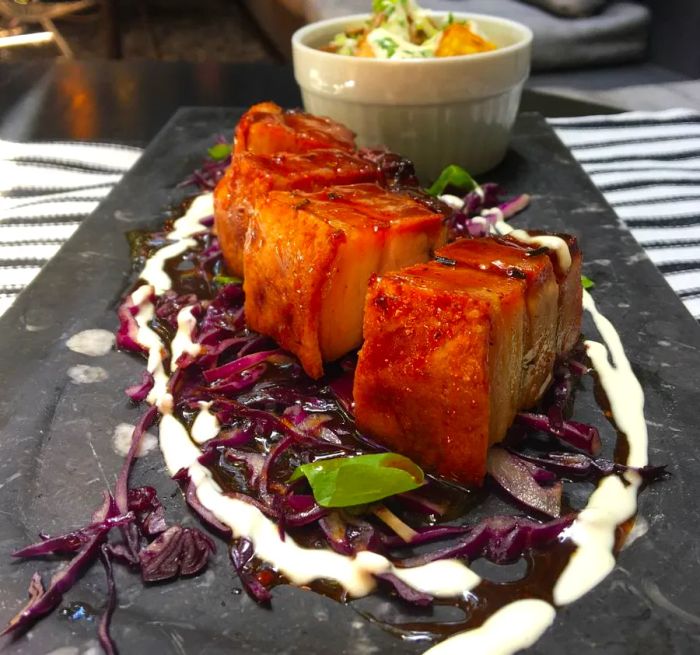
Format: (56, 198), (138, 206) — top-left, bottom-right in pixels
(292, 13), (532, 180)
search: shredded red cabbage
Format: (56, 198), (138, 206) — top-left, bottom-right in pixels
(202, 349), (281, 382)
(139, 525), (215, 582)
(446, 183), (530, 239)
(153, 290), (200, 328)
(13, 512), (134, 559)
(399, 514), (575, 567)
(382, 525), (469, 549)
(516, 411), (602, 455)
(375, 573), (433, 606)
(513, 450), (668, 482)
(97, 545), (118, 655)
(229, 538), (273, 604)
(7, 415), (215, 643)
(125, 370), (154, 402)
(115, 407), (159, 560)
(328, 368), (355, 416)
(2, 492), (118, 637)
(128, 486), (168, 537)
(487, 447), (562, 518)
(319, 512), (354, 555)
(172, 468), (232, 537)
(179, 137), (231, 191)
(116, 293), (147, 354)
(4, 573), (44, 637)
(208, 362), (268, 394)
(396, 490), (449, 516)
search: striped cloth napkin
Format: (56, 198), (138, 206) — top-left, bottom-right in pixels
(0, 108), (699, 321)
(549, 108), (700, 321)
(0, 140), (142, 316)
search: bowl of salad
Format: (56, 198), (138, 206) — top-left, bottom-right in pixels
(292, 0), (532, 180)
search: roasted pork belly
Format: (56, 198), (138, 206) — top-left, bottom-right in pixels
(354, 232), (583, 486)
(353, 261), (526, 486)
(358, 149), (420, 188)
(508, 230), (583, 355)
(550, 233), (583, 355)
(435, 237), (558, 409)
(233, 102), (356, 156)
(214, 149), (379, 276)
(243, 183), (448, 379)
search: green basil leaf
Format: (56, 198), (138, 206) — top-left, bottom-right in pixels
(581, 275), (595, 290)
(207, 143), (232, 161)
(290, 453), (424, 507)
(213, 274), (242, 286)
(427, 164), (478, 196)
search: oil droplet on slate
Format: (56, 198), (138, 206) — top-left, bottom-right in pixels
(60, 602), (97, 622)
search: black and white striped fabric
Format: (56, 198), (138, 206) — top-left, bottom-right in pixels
(0, 140), (142, 316)
(1, 109), (699, 321)
(549, 108), (700, 321)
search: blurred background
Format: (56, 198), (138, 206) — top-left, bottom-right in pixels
(0, 0), (277, 62)
(0, 0), (698, 109)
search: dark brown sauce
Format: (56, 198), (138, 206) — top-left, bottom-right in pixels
(137, 202), (644, 646)
(364, 540), (577, 640)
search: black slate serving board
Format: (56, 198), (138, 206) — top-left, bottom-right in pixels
(0, 109), (699, 655)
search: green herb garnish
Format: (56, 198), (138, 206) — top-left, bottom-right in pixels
(207, 143), (232, 161)
(213, 274), (242, 286)
(581, 275), (595, 290)
(377, 36), (399, 58)
(290, 453), (424, 507)
(373, 0), (394, 14)
(427, 164), (478, 196)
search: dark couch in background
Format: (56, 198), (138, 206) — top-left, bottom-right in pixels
(244, 0), (700, 110)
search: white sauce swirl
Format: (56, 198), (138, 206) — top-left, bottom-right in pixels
(170, 305), (201, 369)
(424, 599), (556, 655)
(553, 290), (648, 606)
(191, 401), (220, 444)
(130, 285), (169, 406)
(140, 193), (213, 294)
(489, 217), (572, 274)
(508, 229), (572, 274)
(158, 411), (481, 597)
(582, 292), (648, 468)
(124, 193), (650, 655)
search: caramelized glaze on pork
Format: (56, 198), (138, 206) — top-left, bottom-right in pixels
(354, 234), (582, 486)
(244, 183), (448, 378)
(215, 149), (379, 275)
(233, 102), (356, 156)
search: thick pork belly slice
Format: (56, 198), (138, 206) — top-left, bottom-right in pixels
(551, 233), (583, 355)
(233, 101), (356, 156)
(214, 149), (378, 276)
(353, 263), (526, 486)
(508, 230), (583, 355)
(436, 237), (558, 409)
(243, 184), (448, 379)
